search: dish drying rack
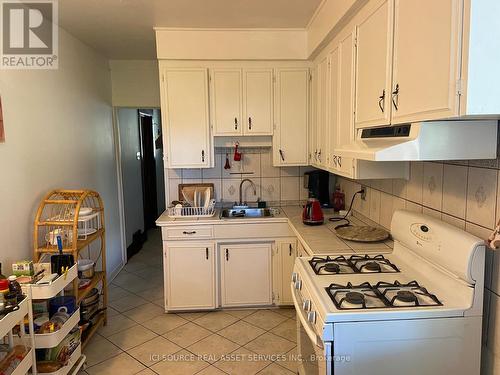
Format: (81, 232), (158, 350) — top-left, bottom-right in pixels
(167, 200), (216, 218)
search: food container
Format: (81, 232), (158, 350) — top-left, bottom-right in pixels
(49, 296), (76, 317)
(77, 259), (95, 279)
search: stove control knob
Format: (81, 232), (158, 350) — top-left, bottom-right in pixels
(292, 272), (298, 283)
(302, 299), (311, 311)
(294, 280), (302, 290)
(307, 311), (316, 324)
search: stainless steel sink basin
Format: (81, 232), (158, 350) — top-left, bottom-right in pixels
(220, 208), (274, 219)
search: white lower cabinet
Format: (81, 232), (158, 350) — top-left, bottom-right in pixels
(220, 243), (273, 307)
(164, 242), (216, 310)
(274, 239), (297, 305)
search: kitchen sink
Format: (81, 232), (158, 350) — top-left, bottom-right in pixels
(220, 208), (274, 219)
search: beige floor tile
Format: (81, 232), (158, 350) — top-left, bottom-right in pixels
(224, 309), (258, 319)
(187, 334), (240, 363)
(244, 332), (295, 356)
(175, 312), (207, 321)
(193, 311), (239, 332)
(108, 285), (134, 302)
(243, 310), (288, 330)
(128, 336), (181, 366)
(142, 313), (188, 334)
(270, 319), (297, 343)
(274, 347), (298, 373)
(258, 363), (294, 374)
(218, 320), (266, 346)
(98, 314), (137, 337)
(109, 293), (149, 312)
(138, 287), (164, 302)
(107, 324), (158, 351)
(123, 260), (149, 273)
(113, 271), (146, 288)
(150, 349), (210, 375)
(86, 352), (146, 375)
(125, 279), (160, 294)
(83, 334), (123, 367)
(152, 298), (165, 307)
(107, 306), (120, 317)
(163, 322), (212, 348)
(123, 303), (165, 323)
(196, 365), (227, 375)
(214, 347), (270, 375)
(135, 369), (157, 375)
(274, 308), (296, 319)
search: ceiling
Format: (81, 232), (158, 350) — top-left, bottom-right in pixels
(58, 0), (323, 59)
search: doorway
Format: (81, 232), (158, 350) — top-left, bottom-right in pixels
(116, 108), (165, 261)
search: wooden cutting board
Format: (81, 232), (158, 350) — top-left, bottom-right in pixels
(334, 225), (390, 242)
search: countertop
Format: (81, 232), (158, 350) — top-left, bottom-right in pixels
(156, 206), (393, 256)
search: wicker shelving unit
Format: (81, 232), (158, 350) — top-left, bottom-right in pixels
(33, 189), (107, 348)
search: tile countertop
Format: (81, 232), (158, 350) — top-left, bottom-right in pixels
(156, 206), (393, 256)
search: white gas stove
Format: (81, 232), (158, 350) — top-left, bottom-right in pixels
(292, 210), (485, 375)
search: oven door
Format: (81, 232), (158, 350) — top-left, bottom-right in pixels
(292, 282), (332, 375)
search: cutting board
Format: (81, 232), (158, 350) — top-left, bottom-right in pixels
(334, 225), (390, 242)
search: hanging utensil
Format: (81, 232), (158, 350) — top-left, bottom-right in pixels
(224, 153), (231, 169)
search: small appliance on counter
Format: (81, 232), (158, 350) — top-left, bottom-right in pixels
(304, 170), (331, 207)
(302, 198), (324, 225)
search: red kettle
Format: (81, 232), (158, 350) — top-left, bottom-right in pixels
(302, 198), (324, 226)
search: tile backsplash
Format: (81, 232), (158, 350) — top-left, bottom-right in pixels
(166, 148), (315, 206)
(337, 158), (500, 374)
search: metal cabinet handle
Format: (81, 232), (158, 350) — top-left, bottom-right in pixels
(292, 272), (298, 283)
(392, 84), (399, 111)
(248, 117), (252, 130)
(332, 155), (337, 167)
(314, 150), (318, 161)
(378, 89), (385, 113)
(206, 247), (209, 259)
(307, 311), (316, 324)
(183, 231), (196, 235)
(279, 149), (285, 162)
(318, 149), (322, 162)
(303, 299), (311, 311)
(338, 156), (342, 168)
(289, 243), (292, 256)
(201, 150), (205, 162)
(225, 248), (229, 261)
(234, 117), (238, 130)
(295, 280), (302, 290)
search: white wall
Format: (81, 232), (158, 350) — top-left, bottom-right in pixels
(117, 108), (145, 246)
(109, 60), (160, 107)
(0, 28), (123, 277)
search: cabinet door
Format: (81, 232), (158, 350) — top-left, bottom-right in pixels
(273, 68), (309, 166)
(328, 47), (340, 173)
(316, 56), (329, 168)
(162, 68), (211, 168)
(243, 69), (273, 135)
(355, 0), (393, 128)
(279, 241), (297, 305)
(335, 30), (356, 178)
(220, 243), (272, 307)
(165, 242), (215, 310)
(391, 0), (461, 124)
(210, 69), (242, 135)
(309, 67), (318, 165)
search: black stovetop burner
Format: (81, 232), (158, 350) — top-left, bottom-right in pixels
(309, 254), (400, 275)
(325, 280), (442, 310)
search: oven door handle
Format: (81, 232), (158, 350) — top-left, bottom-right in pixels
(291, 283), (324, 349)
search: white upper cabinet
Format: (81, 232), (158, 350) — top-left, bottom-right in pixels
(273, 68), (310, 166)
(161, 67), (212, 168)
(355, 0), (393, 128)
(315, 56), (329, 169)
(243, 69), (274, 135)
(327, 47), (340, 173)
(391, 0), (462, 124)
(210, 69), (242, 135)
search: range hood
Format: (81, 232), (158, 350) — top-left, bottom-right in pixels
(336, 120), (498, 161)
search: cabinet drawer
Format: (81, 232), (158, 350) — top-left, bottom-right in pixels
(162, 225), (214, 240)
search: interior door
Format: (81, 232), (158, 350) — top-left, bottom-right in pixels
(391, 0), (461, 124)
(165, 242), (215, 310)
(210, 69), (242, 135)
(316, 56), (329, 168)
(273, 68), (309, 166)
(355, 0), (393, 128)
(336, 30), (356, 178)
(162, 67), (211, 168)
(279, 241), (296, 305)
(243, 69), (273, 135)
(220, 243), (272, 307)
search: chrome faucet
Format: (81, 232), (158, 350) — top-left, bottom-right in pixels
(238, 178), (257, 207)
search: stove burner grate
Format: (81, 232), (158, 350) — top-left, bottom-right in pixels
(309, 254), (400, 275)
